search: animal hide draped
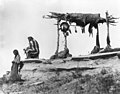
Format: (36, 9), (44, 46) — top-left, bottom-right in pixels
(45, 12), (106, 35)
(66, 13), (106, 35)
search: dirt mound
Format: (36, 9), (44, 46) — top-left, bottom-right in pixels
(1, 56), (120, 94)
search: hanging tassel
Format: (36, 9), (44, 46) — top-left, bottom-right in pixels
(75, 26), (77, 33)
(66, 32), (69, 36)
(82, 27), (85, 33)
(88, 24), (93, 36)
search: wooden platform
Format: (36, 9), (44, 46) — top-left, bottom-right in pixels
(21, 49), (120, 63)
(72, 51), (120, 61)
(21, 58), (43, 63)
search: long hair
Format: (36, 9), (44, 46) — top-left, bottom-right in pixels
(13, 49), (19, 58)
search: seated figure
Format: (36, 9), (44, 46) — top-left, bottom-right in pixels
(24, 36), (39, 59)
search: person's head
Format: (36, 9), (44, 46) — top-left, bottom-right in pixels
(13, 49), (19, 56)
(28, 36), (33, 41)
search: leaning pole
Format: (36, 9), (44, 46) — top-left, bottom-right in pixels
(106, 11), (111, 46)
(55, 20), (60, 55)
(105, 11), (118, 47)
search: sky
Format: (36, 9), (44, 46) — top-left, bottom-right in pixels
(0, 0), (120, 77)
(0, 0), (120, 59)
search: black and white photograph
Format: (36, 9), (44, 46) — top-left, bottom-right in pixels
(0, 0), (120, 94)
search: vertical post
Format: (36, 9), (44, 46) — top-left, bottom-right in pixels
(55, 20), (60, 55)
(96, 26), (100, 48)
(106, 11), (111, 46)
(64, 33), (67, 49)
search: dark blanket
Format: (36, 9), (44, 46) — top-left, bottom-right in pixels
(66, 13), (106, 34)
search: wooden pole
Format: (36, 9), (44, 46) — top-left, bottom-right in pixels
(96, 26), (100, 48)
(55, 20), (60, 55)
(64, 33), (67, 49)
(106, 11), (111, 46)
